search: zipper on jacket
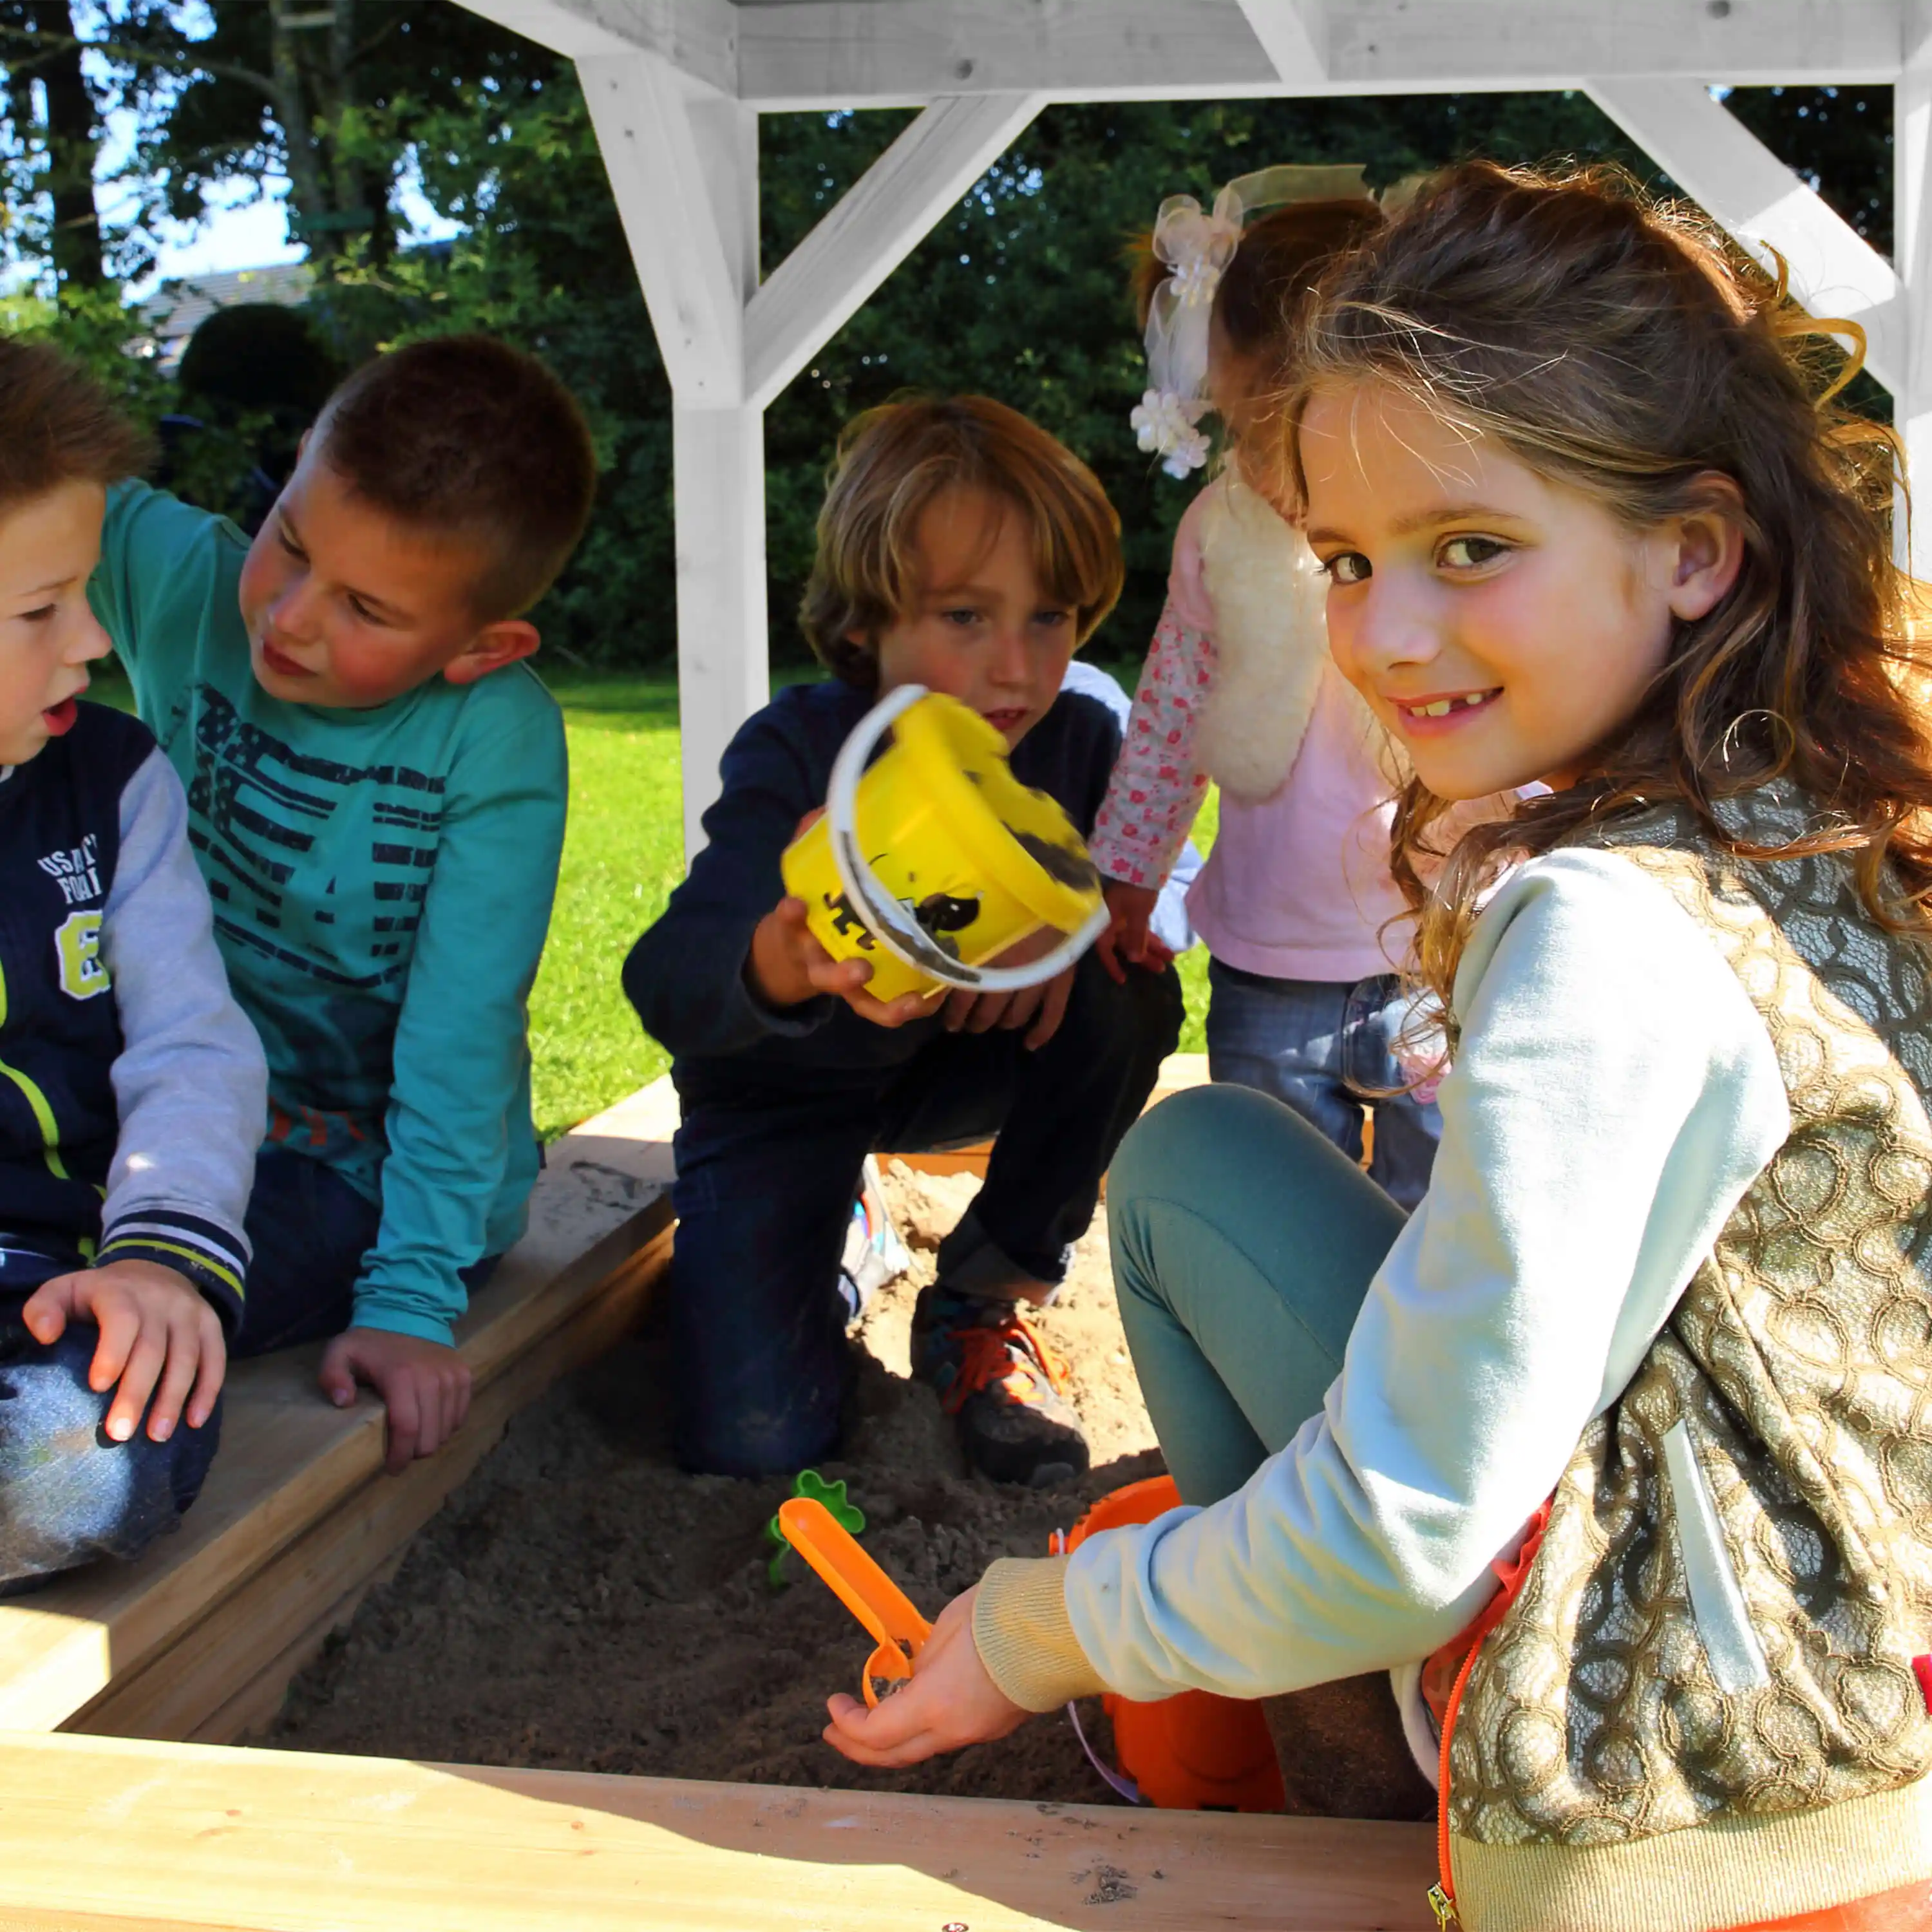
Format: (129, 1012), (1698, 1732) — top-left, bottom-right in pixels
(1420, 1499), (1555, 1931)
(1427, 1636), (1482, 1928)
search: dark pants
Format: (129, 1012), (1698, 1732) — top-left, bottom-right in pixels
(668, 951), (1184, 1477)
(0, 1241), (223, 1589)
(232, 1147), (498, 1358)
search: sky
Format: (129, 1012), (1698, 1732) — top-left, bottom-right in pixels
(130, 168), (457, 293)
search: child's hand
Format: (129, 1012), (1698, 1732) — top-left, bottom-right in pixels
(1095, 880), (1165, 983)
(21, 1259), (225, 1446)
(319, 1327), (473, 1475)
(746, 895), (932, 1030)
(940, 964), (1076, 1050)
(821, 1586), (1028, 1768)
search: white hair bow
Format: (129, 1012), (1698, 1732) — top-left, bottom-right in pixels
(1133, 163), (1373, 480)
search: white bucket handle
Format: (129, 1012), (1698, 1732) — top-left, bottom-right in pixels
(824, 683), (1110, 996)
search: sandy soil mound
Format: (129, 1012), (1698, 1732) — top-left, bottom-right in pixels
(270, 1163), (1160, 1803)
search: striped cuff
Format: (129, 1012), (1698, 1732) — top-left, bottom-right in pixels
(972, 1555), (1108, 1712)
(98, 1208), (247, 1332)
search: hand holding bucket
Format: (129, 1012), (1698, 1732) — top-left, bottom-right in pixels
(781, 686), (1111, 1005)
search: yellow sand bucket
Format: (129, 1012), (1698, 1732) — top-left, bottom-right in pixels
(781, 685), (1108, 1003)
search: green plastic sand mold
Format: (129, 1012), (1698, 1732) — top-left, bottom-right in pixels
(764, 1470), (865, 1587)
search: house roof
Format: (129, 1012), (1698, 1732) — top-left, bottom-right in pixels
(140, 263), (314, 366)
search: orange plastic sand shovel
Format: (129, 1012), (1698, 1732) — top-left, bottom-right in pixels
(777, 1496), (932, 1707)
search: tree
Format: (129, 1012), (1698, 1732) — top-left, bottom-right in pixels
(0, 1), (548, 278)
(0, 0), (108, 296)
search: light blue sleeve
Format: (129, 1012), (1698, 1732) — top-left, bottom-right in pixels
(1061, 849), (1790, 1700)
(350, 682), (568, 1344)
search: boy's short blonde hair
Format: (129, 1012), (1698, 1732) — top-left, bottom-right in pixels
(799, 395), (1124, 689)
(0, 339), (151, 511)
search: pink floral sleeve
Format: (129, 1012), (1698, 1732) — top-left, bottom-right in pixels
(1088, 597), (1217, 888)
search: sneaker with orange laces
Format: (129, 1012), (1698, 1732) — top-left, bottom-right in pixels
(912, 1287), (1090, 1488)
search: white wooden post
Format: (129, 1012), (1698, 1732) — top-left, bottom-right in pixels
(1587, 80), (1902, 391)
(1899, 6), (1932, 575)
(582, 55), (1043, 857)
(579, 55), (766, 858)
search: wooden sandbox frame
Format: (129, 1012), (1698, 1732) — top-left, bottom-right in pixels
(0, 1058), (1433, 1929)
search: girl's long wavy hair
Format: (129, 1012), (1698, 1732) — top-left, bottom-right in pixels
(1284, 160), (1932, 1023)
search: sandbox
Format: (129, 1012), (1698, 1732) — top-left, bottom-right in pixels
(0, 1063), (1434, 1929)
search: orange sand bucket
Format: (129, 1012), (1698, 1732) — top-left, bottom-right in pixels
(1058, 1475), (1285, 1812)
(780, 684), (1108, 1003)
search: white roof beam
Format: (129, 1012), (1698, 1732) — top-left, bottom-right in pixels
(454, 0), (736, 95)
(1233, 1), (1328, 88)
(1589, 79), (1901, 394)
(735, 1), (1904, 110)
(578, 54), (746, 402)
(744, 90), (1044, 410)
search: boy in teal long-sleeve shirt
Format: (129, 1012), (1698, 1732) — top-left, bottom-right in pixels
(90, 336), (596, 1472)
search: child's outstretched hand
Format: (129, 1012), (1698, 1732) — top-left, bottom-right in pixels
(21, 1258), (225, 1446)
(1095, 880), (1171, 983)
(748, 895), (933, 1028)
(821, 1586), (1028, 1768)
(319, 1327), (472, 1475)
(750, 813), (930, 1028)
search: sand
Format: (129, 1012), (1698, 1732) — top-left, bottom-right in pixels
(269, 1163), (1160, 1804)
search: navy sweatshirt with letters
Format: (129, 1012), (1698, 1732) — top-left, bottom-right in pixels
(0, 703), (266, 1324)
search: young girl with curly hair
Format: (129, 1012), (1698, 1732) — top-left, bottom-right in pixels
(822, 160), (1932, 1932)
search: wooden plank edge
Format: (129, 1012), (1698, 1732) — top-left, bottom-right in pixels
(0, 1730), (1439, 1932)
(66, 1224), (674, 1746)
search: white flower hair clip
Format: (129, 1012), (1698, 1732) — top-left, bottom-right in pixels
(1131, 389), (1211, 478)
(1133, 162), (1375, 481)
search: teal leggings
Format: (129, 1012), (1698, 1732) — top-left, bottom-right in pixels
(1108, 1083), (1407, 1507)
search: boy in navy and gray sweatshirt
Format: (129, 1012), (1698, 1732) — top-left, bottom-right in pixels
(0, 343), (265, 1587)
(625, 397), (1182, 1487)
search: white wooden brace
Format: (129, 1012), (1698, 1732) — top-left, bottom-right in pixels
(1588, 79), (1902, 394)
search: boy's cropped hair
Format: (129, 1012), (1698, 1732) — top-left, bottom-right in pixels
(317, 333), (597, 621)
(800, 393), (1124, 690)
(0, 339), (152, 510)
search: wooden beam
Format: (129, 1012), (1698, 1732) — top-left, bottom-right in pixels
(450, 0), (737, 93)
(1233, 0), (1328, 87)
(578, 53), (746, 401)
(671, 400), (770, 856)
(744, 90), (1045, 411)
(0, 1732), (1439, 1931)
(0, 1106), (673, 1736)
(577, 52), (766, 851)
(1587, 79), (1902, 393)
(734, 0), (1904, 109)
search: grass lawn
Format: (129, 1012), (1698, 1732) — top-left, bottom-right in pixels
(531, 670), (1217, 1137)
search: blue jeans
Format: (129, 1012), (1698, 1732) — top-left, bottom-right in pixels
(1108, 1082), (1402, 1506)
(667, 950), (1184, 1477)
(1204, 961), (1441, 1210)
(234, 1146), (500, 1356)
(0, 1239), (223, 1589)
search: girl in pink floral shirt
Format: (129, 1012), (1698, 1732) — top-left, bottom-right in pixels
(1097, 180), (1444, 1206)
